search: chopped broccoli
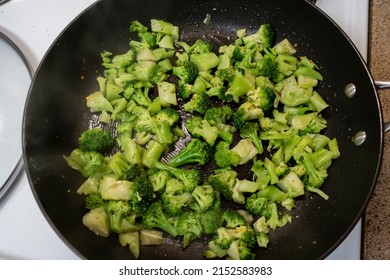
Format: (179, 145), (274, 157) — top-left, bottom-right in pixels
(147, 168), (172, 192)
(208, 169), (238, 200)
(185, 116), (219, 146)
(85, 193), (105, 210)
(190, 184), (217, 212)
(222, 210), (246, 229)
(176, 211), (203, 248)
(155, 108), (180, 126)
(142, 201), (178, 237)
(157, 81), (177, 107)
(168, 138), (212, 167)
(183, 92), (210, 114)
(242, 23), (275, 48)
(239, 122), (264, 154)
(233, 101), (264, 129)
(128, 174), (155, 214)
(204, 106), (234, 126)
(186, 39), (213, 54)
(214, 141), (241, 169)
(104, 200), (132, 233)
(172, 60), (198, 84)
(245, 192), (269, 216)
(226, 71), (255, 102)
(178, 82), (194, 99)
(64, 148), (105, 178)
(161, 180), (193, 216)
(247, 82), (275, 113)
(154, 161), (202, 193)
(191, 52), (220, 71)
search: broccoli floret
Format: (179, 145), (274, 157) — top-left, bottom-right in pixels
(149, 63), (170, 84)
(204, 106), (234, 126)
(142, 201), (178, 237)
(129, 20), (148, 33)
(185, 116), (219, 147)
(247, 84), (275, 113)
(208, 169), (238, 200)
(222, 210), (246, 229)
(155, 108), (180, 127)
(154, 161), (202, 193)
(242, 23), (275, 48)
(85, 193), (105, 210)
(230, 138), (259, 165)
(275, 54), (299, 79)
(216, 68), (236, 85)
(176, 211), (203, 248)
(161, 184), (193, 216)
(300, 152), (329, 199)
(186, 39), (213, 54)
(265, 202), (292, 230)
(172, 61), (198, 84)
(233, 101), (264, 129)
(214, 141), (241, 169)
(64, 148), (105, 177)
(239, 122), (264, 154)
(301, 114), (327, 135)
(245, 192), (269, 216)
(189, 184), (217, 213)
(183, 92), (210, 114)
(147, 168), (172, 192)
(178, 82), (194, 99)
(121, 163), (144, 181)
(131, 86), (153, 107)
(168, 138), (212, 167)
(129, 175), (155, 214)
(104, 200), (132, 233)
(257, 55), (278, 80)
(150, 19), (179, 39)
(110, 49), (137, 69)
(200, 208), (223, 235)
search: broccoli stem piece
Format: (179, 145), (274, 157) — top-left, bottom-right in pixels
(142, 140), (165, 168)
(191, 52), (220, 71)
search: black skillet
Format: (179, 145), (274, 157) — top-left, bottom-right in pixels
(23, 0), (384, 259)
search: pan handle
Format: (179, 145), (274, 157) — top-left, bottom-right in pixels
(375, 81), (390, 89)
(374, 81), (390, 133)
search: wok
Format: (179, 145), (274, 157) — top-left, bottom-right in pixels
(22, 0), (384, 259)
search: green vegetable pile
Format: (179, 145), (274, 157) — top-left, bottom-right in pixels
(64, 19), (341, 260)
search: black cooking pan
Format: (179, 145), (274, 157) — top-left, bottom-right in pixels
(22, 0), (384, 259)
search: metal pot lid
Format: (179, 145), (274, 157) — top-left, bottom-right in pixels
(0, 32), (32, 198)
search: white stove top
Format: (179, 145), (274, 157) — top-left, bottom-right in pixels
(0, 0), (368, 259)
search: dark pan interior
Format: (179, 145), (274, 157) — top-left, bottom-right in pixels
(23, 0), (383, 259)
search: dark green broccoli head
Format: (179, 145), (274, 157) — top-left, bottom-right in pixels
(172, 61), (199, 84)
(129, 175), (155, 214)
(257, 56), (278, 80)
(200, 208), (223, 235)
(176, 211), (203, 248)
(138, 31), (156, 49)
(214, 141), (241, 169)
(142, 201), (178, 237)
(85, 193), (104, 210)
(121, 163), (144, 181)
(185, 116), (219, 147)
(208, 169), (238, 200)
(183, 92), (210, 114)
(167, 138), (213, 167)
(204, 106), (234, 126)
(78, 128), (115, 153)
